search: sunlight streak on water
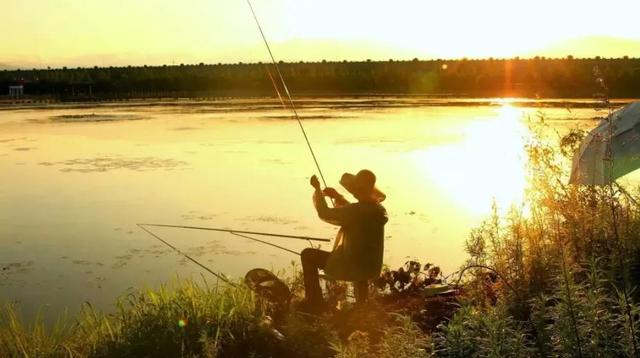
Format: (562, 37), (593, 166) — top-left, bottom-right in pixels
(415, 104), (529, 215)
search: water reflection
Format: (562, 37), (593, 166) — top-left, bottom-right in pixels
(417, 105), (529, 215)
(0, 100), (598, 320)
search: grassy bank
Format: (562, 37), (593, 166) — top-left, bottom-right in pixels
(4, 118), (640, 357)
(0, 276), (431, 357)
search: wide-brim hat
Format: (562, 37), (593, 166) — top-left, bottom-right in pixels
(339, 170), (386, 203)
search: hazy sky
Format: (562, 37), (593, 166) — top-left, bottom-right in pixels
(2, 0), (640, 67)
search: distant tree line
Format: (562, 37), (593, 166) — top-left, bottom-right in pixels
(1, 57), (639, 100)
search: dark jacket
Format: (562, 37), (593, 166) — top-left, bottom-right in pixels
(313, 192), (388, 281)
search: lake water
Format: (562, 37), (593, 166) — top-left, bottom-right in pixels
(0, 97), (619, 319)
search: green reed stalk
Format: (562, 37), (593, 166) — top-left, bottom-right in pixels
(607, 183), (640, 357)
(555, 215), (584, 358)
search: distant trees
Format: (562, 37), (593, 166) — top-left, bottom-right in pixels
(1, 57), (638, 99)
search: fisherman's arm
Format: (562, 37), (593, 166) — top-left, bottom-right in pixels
(310, 175), (347, 225)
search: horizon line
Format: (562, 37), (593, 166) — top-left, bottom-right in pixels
(3, 55), (639, 71)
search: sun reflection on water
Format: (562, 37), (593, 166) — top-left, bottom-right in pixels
(415, 104), (529, 215)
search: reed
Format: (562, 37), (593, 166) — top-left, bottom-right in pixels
(438, 114), (640, 357)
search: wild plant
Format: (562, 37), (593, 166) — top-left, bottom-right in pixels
(332, 314), (432, 358)
(0, 305), (83, 357)
(433, 303), (531, 358)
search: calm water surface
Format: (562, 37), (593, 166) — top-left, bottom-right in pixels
(0, 98), (610, 318)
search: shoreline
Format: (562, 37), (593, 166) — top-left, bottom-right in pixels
(0, 95), (636, 112)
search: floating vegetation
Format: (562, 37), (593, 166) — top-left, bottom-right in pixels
(239, 215), (299, 225)
(0, 137), (27, 144)
(111, 261), (128, 269)
(38, 155), (188, 173)
(1, 261), (35, 275)
(48, 113), (146, 123)
(70, 259), (104, 267)
(169, 126), (201, 131)
(99, 239), (253, 270)
(180, 212), (217, 221)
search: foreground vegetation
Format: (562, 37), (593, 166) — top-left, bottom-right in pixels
(434, 119), (640, 357)
(4, 114), (640, 357)
(0, 273), (431, 357)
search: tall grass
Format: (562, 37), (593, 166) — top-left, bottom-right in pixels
(1, 277), (274, 357)
(0, 275), (428, 357)
(438, 114), (640, 357)
(0, 306), (79, 357)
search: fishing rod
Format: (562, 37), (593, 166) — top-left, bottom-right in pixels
(138, 2), (336, 273)
(230, 232), (300, 256)
(137, 223), (330, 242)
(137, 224), (235, 285)
(137, 224), (301, 281)
(245, 0), (329, 189)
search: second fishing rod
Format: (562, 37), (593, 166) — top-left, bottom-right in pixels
(137, 224), (309, 286)
(138, 223), (327, 257)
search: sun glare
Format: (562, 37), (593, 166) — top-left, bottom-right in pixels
(416, 104), (529, 216)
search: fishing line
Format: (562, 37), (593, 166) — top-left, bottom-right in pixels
(245, 0), (329, 189)
(137, 223), (330, 242)
(136, 224), (235, 285)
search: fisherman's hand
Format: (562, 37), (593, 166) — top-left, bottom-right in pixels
(323, 187), (341, 199)
(309, 175), (321, 190)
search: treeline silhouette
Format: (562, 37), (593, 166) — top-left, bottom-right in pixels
(1, 57), (639, 100)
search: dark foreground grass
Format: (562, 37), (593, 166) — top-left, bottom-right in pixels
(0, 276), (431, 357)
(1, 279), (273, 357)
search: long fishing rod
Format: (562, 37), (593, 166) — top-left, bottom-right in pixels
(137, 224), (235, 285)
(230, 232), (300, 256)
(245, 0), (329, 188)
(137, 225), (300, 281)
(137, 223), (330, 242)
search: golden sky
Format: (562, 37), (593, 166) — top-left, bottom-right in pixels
(2, 0), (639, 67)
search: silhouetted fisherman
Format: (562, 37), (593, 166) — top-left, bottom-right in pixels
(302, 169), (388, 312)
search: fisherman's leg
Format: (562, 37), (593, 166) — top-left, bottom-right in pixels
(301, 248), (330, 304)
(354, 280), (369, 304)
